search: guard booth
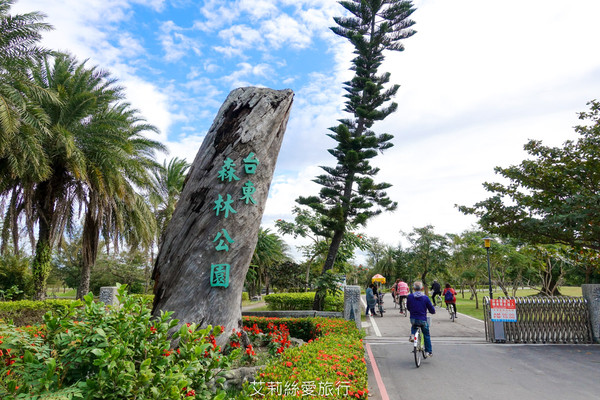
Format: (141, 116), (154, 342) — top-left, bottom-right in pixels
(483, 296), (594, 344)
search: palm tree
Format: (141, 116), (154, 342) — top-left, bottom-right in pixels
(248, 228), (289, 295)
(150, 157), (190, 241)
(0, 0), (55, 158)
(374, 245), (397, 284)
(77, 102), (165, 299)
(1, 53), (163, 299)
(0, 0), (57, 257)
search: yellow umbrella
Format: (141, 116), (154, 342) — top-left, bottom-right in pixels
(371, 274), (386, 284)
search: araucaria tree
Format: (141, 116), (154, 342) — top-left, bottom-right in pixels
(297, 0), (416, 310)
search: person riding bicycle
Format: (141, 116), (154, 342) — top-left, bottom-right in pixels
(443, 283), (457, 318)
(430, 280), (442, 307)
(407, 281), (435, 357)
(396, 279), (410, 313)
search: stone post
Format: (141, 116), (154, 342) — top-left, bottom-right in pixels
(344, 285), (362, 330)
(582, 284), (600, 344)
(99, 286), (119, 307)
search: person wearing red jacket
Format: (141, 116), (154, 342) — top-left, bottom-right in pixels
(442, 283), (457, 318)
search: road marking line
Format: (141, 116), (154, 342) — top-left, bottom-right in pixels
(365, 342), (389, 400)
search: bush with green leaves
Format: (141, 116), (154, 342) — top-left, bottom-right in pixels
(264, 292), (343, 312)
(0, 285), (236, 399)
(0, 253), (33, 299)
(0, 299), (78, 326)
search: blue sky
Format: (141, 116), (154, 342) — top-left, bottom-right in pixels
(13, 0), (600, 262)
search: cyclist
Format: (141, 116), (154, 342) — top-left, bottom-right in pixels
(407, 281), (436, 357)
(396, 279), (410, 313)
(443, 283), (457, 318)
(430, 279), (442, 307)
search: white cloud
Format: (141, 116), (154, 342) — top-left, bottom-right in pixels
(131, 0), (165, 12)
(192, 0), (240, 32)
(221, 62), (275, 88)
(159, 20), (202, 62)
(261, 14), (312, 50)
(216, 24), (264, 57)
(239, 0), (278, 20)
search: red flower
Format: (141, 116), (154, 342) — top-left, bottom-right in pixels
(286, 361), (292, 367)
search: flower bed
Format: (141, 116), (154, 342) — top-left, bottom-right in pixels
(241, 317), (368, 399)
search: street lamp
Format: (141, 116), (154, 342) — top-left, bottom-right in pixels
(483, 237), (493, 299)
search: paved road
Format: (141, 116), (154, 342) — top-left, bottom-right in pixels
(363, 297), (600, 400)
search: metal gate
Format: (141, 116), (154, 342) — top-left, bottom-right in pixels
(483, 296), (593, 344)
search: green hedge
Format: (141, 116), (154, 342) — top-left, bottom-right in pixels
(0, 299), (80, 326)
(263, 292), (343, 312)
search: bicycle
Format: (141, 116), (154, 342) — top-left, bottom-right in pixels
(376, 293), (385, 317)
(446, 302), (456, 322)
(433, 293), (442, 308)
(400, 297), (407, 317)
(412, 325), (428, 367)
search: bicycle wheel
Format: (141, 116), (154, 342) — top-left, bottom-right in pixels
(413, 330), (422, 368)
(421, 331), (427, 359)
(379, 303), (384, 317)
(450, 309), (455, 322)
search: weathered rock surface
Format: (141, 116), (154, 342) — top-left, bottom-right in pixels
(152, 87), (294, 340)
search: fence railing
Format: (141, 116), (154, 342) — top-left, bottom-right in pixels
(483, 296), (593, 344)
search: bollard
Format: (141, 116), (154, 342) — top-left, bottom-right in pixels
(344, 285), (362, 331)
(582, 284), (600, 344)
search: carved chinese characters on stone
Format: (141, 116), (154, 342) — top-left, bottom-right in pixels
(209, 152), (261, 287)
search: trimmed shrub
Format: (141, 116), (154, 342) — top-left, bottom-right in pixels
(0, 299), (79, 326)
(264, 292), (343, 312)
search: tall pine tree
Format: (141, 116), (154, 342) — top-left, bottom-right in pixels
(298, 0), (416, 310)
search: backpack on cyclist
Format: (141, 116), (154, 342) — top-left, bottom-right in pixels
(444, 290), (454, 302)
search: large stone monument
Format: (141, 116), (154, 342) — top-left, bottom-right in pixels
(582, 284), (600, 343)
(152, 87), (293, 341)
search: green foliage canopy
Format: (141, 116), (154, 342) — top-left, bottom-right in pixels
(459, 100), (600, 251)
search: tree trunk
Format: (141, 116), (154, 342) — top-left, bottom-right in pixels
(32, 181), (57, 301)
(32, 214), (53, 301)
(152, 87), (293, 343)
(313, 228), (344, 310)
(77, 208), (100, 299)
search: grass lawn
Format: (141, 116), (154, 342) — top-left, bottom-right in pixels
(454, 286), (583, 321)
